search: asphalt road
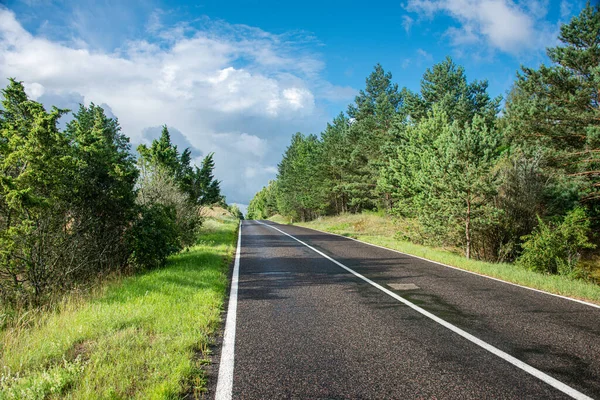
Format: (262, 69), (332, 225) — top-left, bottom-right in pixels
(215, 220), (600, 399)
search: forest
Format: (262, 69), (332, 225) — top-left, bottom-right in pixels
(0, 79), (235, 309)
(248, 4), (600, 277)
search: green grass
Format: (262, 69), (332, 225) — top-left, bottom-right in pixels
(296, 213), (600, 305)
(0, 218), (238, 400)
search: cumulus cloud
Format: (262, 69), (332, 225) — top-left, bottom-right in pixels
(0, 7), (352, 203)
(405, 0), (558, 55)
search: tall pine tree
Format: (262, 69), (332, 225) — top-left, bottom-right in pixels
(506, 3), (600, 207)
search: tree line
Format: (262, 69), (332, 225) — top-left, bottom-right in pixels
(0, 80), (226, 308)
(248, 4), (599, 276)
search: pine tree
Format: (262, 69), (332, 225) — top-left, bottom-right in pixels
(404, 57), (500, 126)
(320, 113), (351, 213)
(426, 115), (500, 259)
(344, 64), (402, 211)
(193, 153), (222, 205)
(506, 3), (600, 206)
(64, 103), (139, 278)
(0, 79), (73, 299)
(276, 133), (327, 221)
(380, 108), (500, 258)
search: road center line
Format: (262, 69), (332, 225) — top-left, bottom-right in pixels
(255, 220), (592, 400)
(215, 221), (242, 400)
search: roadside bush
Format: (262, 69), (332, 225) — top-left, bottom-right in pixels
(228, 204), (244, 220)
(127, 204), (180, 271)
(0, 80), (223, 313)
(136, 166), (203, 248)
(0, 81), (138, 307)
(517, 208), (596, 277)
(471, 149), (546, 262)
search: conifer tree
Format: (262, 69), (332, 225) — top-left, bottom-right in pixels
(276, 133), (326, 221)
(320, 113), (351, 213)
(345, 64), (402, 211)
(0, 79), (73, 299)
(193, 153), (222, 205)
(403, 57), (500, 126)
(506, 3), (600, 206)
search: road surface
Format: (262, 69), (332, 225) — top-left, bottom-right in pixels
(214, 220), (600, 399)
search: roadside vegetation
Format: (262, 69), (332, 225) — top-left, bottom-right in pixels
(0, 217), (237, 399)
(0, 77), (243, 397)
(250, 5), (600, 285)
(0, 78), (226, 316)
(293, 213), (600, 304)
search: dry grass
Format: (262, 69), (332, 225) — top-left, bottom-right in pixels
(200, 206), (236, 220)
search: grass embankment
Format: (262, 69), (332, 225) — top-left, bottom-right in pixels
(264, 214), (290, 225)
(0, 218), (238, 399)
(290, 212), (600, 305)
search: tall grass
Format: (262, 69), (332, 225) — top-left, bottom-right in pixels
(296, 213), (600, 305)
(0, 218), (238, 399)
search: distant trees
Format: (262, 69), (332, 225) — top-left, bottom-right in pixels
(0, 80), (224, 307)
(247, 181), (278, 220)
(276, 133), (327, 221)
(249, 3), (599, 277)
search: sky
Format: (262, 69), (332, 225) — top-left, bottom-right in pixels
(0, 0), (588, 211)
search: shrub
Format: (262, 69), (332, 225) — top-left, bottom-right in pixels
(127, 204), (180, 271)
(136, 167), (203, 248)
(517, 208), (596, 277)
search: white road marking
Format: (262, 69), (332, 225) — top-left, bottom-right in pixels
(294, 224), (600, 310)
(256, 220), (593, 400)
(388, 283), (420, 290)
(215, 221), (242, 400)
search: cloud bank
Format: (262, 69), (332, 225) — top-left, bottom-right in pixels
(0, 7), (355, 204)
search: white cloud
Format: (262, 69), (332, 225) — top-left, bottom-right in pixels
(24, 82), (45, 99)
(0, 8), (351, 203)
(405, 0), (557, 55)
(416, 48), (433, 61)
(560, 0), (573, 20)
(401, 48), (434, 69)
(402, 15), (414, 33)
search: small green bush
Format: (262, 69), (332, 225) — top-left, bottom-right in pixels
(127, 204), (180, 271)
(517, 208), (596, 277)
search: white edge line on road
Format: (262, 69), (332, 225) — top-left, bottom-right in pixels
(255, 220), (593, 400)
(288, 223), (600, 310)
(215, 220), (242, 400)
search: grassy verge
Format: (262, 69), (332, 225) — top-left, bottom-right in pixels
(0, 218), (238, 399)
(294, 213), (600, 305)
(265, 214), (291, 224)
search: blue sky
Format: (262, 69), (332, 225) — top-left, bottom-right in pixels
(0, 0), (587, 209)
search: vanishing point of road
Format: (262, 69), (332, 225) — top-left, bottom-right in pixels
(213, 220), (600, 399)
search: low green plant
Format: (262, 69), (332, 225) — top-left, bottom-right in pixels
(517, 208), (596, 277)
(1, 357), (85, 400)
(127, 204), (180, 271)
